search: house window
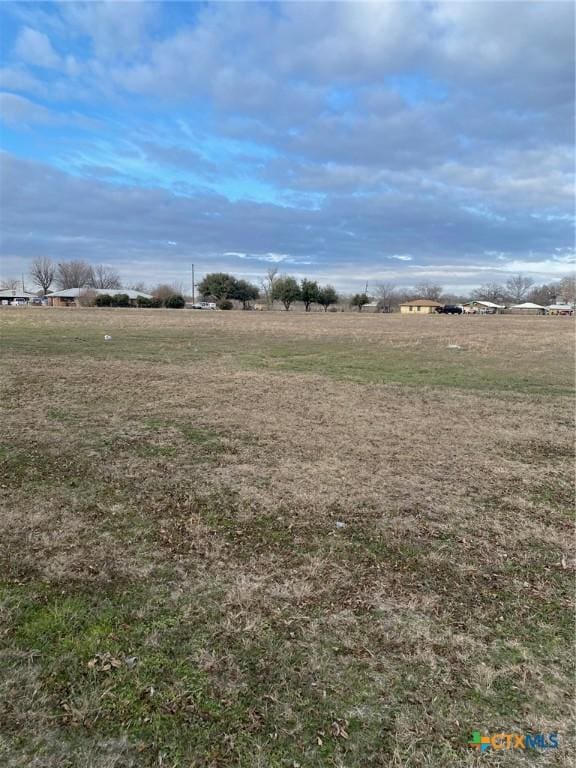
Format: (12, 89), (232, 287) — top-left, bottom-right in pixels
(417, 306), (421, 311)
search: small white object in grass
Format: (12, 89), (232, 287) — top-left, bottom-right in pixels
(335, 521), (346, 529)
(447, 343), (461, 349)
(104, 335), (112, 341)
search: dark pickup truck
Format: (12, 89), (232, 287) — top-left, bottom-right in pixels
(436, 305), (463, 315)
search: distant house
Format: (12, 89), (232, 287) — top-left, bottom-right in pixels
(509, 302), (546, 315)
(0, 289), (37, 306)
(462, 300), (504, 314)
(546, 304), (574, 316)
(400, 299), (442, 314)
(47, 288), (152, 307)
(362, 302), (380, 313)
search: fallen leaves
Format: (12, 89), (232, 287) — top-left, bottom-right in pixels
(87, 652), (125, 672)
(329, 719), (349, 739)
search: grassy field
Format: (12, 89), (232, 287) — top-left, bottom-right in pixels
(0, 308), (574, 768)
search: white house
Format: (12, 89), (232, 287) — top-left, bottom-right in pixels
(0, 289), (37, 306)
(47, 288), (152, 307)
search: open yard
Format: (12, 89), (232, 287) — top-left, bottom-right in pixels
(0, 308), (574, 767)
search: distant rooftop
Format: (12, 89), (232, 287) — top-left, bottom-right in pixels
(0, 289), (37, 299)
(400, 298), (442, 307)
(49, 287), (152, 299)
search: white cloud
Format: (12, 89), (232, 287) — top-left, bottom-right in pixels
(0, 92), (55, 125)
(0, 66), (43, 94)
(61, 2), (157, 58)
(14, 27), (61, 69)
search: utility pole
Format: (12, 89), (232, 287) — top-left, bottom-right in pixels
(191, 263), (195, 303)
(365, 281), (369, 296)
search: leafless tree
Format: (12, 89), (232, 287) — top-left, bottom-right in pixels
(528, 282), (559, 306)
(470, 282), (506, 303)
(91, 264), (121, 290)
(56, 260), (94, 289)
(505, 274), (534, 303)
(0, 277), (19, 290)
(375, 282), (398, 312)
(152, 283), (182, 301)
(129, 281), (148, 293)
(413, 281), (443, 301)
(260, 267), (279, 309)
(558, 275), (576, 303)
(29, 257), (55, 295)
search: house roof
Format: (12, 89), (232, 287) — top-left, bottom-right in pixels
(400, 298), (442, 307)
(511, 302), (545, 309)
(463, 300), (504, 308)
(547, 304), (573, 310)
(0, 289), (37, 299)
(49, 287), (152, 299)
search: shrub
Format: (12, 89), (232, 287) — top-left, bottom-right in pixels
(164, 294), (185, 309)
(136, 296), (162, 308)
(111, 293), (130, 307)
(95, 294), (112, 307)
(217, 299), (234, 310)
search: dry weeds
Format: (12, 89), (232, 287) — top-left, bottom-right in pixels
(0, 309), (574, 767)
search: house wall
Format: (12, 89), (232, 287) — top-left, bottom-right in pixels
(507, 308), (545, 315)
(400, 305), (437, 314)
(49, 296), (77, 307)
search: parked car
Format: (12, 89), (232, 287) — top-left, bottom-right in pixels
(191, 302), (217, 310)
(436, 305), (463, 315)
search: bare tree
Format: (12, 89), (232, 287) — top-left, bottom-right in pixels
(129, 281), (148, 293)
(29, 257), (55, 295)
(56, 260), (94, 289)
(558, 275), (576, 304)
(260, 267), (279, 309)
(528, 282), (559, 306)
(505, 274), (534, 303)
(152, 283), (182, 301)
(0, 277), (19, 290)
(375, 282), (398, 312)
(470, 282), (506, 303)
(414, 281), (443, 301)
(91, 264), (121, 290)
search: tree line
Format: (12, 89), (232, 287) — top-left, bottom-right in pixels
(25, 258), (122, 294)
(197, 270), (339, 311)
(2, 258), (574, 310)
(372, 275), (575, 309)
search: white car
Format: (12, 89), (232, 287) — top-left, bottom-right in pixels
(191, 301), (217, 310)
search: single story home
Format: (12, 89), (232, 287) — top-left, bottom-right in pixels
(509, 302), (546, 315)
(400, 299), (443, 314)
(48, 288), (152, 307)
(546, 304), (574, 316)
(461, 300), (504, 314)
(0, 289), (38, 305)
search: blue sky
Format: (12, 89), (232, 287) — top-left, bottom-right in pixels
(0, 1), (574, 292)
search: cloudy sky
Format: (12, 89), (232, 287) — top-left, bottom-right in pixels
(0, 1), (574, 293)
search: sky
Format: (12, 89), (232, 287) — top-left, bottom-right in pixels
(0, 0), (574, 294)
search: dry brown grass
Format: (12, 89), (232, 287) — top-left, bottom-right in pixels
(0, 308), (574, 767)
